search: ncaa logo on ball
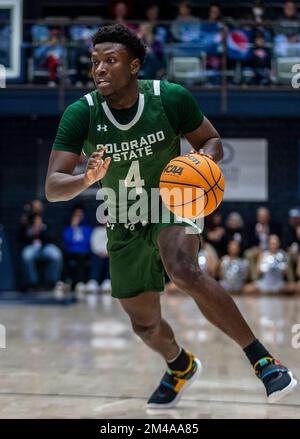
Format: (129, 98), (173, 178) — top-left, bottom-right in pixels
(163, 165), (184, 176)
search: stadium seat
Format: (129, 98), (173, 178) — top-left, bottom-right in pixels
(167, 55), (206, 84)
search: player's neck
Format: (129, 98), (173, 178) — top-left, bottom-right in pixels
(105, 81), (139, 110)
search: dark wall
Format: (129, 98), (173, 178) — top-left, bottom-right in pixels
(215, 117), (300, 224)
(1, 116), (299, 280)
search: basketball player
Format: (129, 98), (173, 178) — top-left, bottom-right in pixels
(45, 24), (297, 408)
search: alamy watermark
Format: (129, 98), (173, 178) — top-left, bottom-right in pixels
(291, 324), (300, 349)
(0, 324), (6, 348)
(291, 64), (300, 89)
(95, 185), (205, 234)
(0, 64), (6, 88)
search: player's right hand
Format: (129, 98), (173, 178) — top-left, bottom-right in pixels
(84, 148), (111, 187)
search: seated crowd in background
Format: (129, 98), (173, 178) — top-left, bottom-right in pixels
(25, 0), (300, 86)
(19, 200), (110, 298)
(19, 199), (300, 298)
(19, 199), (63, 290)
(166, 205), (300, 296)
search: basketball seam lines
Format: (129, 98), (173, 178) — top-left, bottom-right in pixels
(170, 158), (219, 207)
(202, 156), (224, 191)
(160, 180), (205, 190)
(160, 174), (222, 209)
(174, 157), (224, 194)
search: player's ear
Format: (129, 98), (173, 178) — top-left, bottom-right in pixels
(131, 58), (140, 75)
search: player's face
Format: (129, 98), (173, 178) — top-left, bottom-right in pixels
(91, 42), (139, 97)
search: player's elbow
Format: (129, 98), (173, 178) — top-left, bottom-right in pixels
(213, 138), (223, 163)
(218, 143), (224, 162)
(45, 179), (57, 202)
(45, 189), (56, 203)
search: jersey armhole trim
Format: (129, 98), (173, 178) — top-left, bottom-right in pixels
(85, 93), (94, 106)
(153, 80), (160, 96)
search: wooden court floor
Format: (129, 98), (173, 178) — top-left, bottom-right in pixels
(0, 294), (299, 419)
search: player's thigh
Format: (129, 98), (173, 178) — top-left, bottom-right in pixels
(119, 291), (162, 327)
(157, 225), (200, 276)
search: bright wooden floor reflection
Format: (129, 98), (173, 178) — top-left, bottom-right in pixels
(0, 293), (299, 419)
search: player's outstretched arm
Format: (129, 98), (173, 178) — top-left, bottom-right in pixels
(45, 148), (111, 202)
(184, 116), (223, 163)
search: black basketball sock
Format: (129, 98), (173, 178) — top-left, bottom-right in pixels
(243, 339), (273, 367)
(167, 348), (191, 373)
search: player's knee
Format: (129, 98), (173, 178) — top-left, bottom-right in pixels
(132, 320), (160, 341)
(168, 262), (203, 290)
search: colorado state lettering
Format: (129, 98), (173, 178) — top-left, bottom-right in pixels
(96, 130), (165, 161)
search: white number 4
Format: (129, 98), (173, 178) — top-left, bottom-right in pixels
(124, 160), (145, 195)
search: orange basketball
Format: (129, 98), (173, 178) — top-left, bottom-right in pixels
(159, 153), (225, 219)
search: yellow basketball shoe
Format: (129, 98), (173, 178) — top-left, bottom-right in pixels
(147, 352), (202, 409)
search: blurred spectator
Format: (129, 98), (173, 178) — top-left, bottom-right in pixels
(0, 23), (10, 67)
(251, 32), (271, 85)
(69, 25), (98, 87)
(171, 1), (200, 43)
(198, 239), (219, 278)
(138, 23), (166, 78)
(19, 199), (44, 243)
(282, 207), (300, 280)
(19, 199), (44, 230)
(20, 213), (62, 290)
(145, 3), (159, 23)
(243, 234), (292, 295)
(251, 0), (268, 25)
(247, 206), (281, 248)
(245, 206), (281, 280)
(283, 207), (300, 250)
(281, 1), (299, 22)
(33, 28), (65, 86)
(224, 211), (246, 251)
(138, 4), (169, 81)
(204, 3), (224, 84)
(220, 240), (249, 293)
(294, 255), (300, 290)
(249, 1), (273, 48)
(143, 3), (171, 43)
(203, 211), (226, 257)
(88, 224), (111, 294)
(111, 1), (137, 32)
(208, 2), (223, 24)
(60, 205), (92, 296)
(274, 1), (300, 57)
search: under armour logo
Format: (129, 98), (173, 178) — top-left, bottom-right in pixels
(97, 124), (108, 132)
(106, 222), (115, 230)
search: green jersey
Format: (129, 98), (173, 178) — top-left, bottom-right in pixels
(53, 80), (204, 223)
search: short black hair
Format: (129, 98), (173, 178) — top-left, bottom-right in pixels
(92, 24), (147, 64)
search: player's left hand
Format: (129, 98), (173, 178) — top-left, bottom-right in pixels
(84, 147), (111, 186)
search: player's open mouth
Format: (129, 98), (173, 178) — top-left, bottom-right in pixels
(97, 79), (110, 87)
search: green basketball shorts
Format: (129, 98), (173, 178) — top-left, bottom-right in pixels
(106, 214), (201, 300)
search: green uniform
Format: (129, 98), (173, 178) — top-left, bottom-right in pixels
(53, 80), (204, 298)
